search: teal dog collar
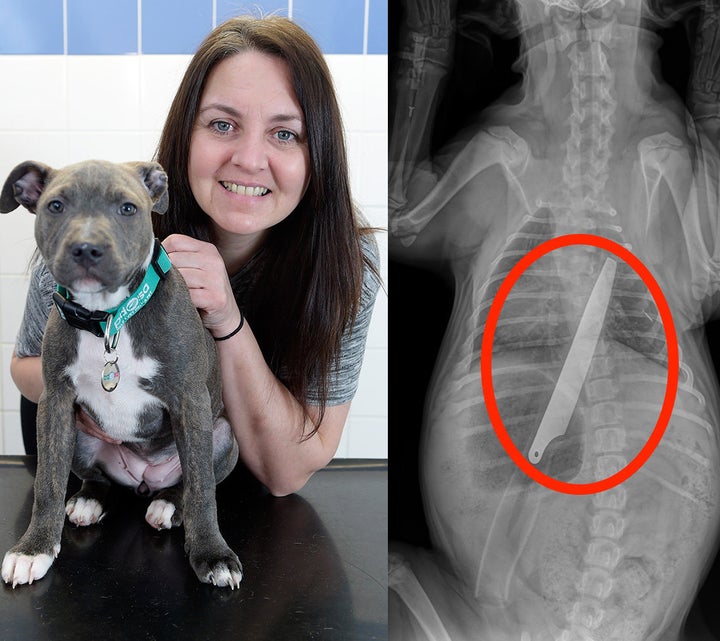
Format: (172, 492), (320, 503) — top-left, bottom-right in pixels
(53, 239), (172, 338)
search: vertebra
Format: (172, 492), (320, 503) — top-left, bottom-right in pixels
(590, 511), (626, 539)
(586, 539), (622, 570)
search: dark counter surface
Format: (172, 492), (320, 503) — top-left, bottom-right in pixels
(0, 456), (387, 641)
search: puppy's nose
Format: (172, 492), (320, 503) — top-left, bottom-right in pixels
(70, 242), (104, 266)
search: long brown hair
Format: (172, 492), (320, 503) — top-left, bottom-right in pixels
(154, 15), (376, 435)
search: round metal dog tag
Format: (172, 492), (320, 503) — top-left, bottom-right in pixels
(101, 361), (120, 392)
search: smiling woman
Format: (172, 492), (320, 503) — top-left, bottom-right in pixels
(187, 51), (311, 244)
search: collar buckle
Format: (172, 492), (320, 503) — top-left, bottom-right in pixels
(52, 290), (109, 338)
(150, 239), (170, 281)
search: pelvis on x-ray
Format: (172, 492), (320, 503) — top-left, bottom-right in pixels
(389, 0), (720, 639)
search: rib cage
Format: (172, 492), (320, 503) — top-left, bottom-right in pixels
(416, 201), (720, 638)
(477, 209), (667, 365)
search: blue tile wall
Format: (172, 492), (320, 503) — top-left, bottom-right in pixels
(293, 0), (365, 55)
(367, 0), (388, 55)
(0, 0), (64, 55)
(67, 0), (138, 55)
(142, 0), (213, 54)
(0, 0), (387, 55)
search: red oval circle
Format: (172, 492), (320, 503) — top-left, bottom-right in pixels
(480, 233), (679, 495)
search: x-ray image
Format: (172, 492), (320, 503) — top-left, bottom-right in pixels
(389, 0), (720, 639)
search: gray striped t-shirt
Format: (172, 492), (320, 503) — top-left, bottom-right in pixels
(15, 234), (381, 406)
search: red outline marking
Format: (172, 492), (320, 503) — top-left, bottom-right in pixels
(480, 234), (679, 495)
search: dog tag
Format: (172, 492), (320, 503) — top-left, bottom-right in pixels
(101, 359), (120, 392)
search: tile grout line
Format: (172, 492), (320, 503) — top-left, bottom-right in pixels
(363, 0), (370, 55)
(62, 0), (68, 54)
(137, 0), (143, 54)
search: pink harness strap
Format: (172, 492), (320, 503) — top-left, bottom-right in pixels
(95, 442), (182, 494)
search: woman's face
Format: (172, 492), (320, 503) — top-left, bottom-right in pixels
(189, 51), (311, 244)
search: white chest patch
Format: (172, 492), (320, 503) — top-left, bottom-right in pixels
(65, 331), (163, 441)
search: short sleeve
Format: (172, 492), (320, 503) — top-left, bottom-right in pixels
(15, 262), (55, 358)
(307, 233), (382, 405)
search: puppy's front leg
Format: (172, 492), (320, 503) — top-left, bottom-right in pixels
(171, 393), (242, 589)
(2, 390), (77, 586)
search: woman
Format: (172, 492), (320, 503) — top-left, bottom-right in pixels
(11, 15), (381, 497)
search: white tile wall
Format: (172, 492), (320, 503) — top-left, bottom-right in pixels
(0, 53), (388, 458)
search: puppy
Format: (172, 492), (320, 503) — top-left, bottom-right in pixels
(0, 159), (241, 588)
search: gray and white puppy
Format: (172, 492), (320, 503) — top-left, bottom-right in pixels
(0, 159), (241, 588)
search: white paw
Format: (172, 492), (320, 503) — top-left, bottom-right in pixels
(66, 496), (105, 526)
(146, 499), (176, 530)
(208, 565), (243, 589)
(2, 545), (60, 587)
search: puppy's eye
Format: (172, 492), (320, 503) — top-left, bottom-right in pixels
(118, 202), (137, 216)
(48, 200), (64, 214)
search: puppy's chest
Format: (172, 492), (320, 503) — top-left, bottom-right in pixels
(65, 331), (163, 441)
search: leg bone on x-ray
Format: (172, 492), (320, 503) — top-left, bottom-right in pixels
(390, 0), (720, 639)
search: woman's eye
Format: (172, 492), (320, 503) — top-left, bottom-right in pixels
(48, 200), (64, 214)
(212, 120), (233, 133)
(276, 130), (296, 142)
(118, 202), (137, 216)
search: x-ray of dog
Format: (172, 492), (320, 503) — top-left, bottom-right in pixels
(389, 0), (720, 639)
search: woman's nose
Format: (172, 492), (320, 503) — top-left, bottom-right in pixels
(230, 134), (268, 172)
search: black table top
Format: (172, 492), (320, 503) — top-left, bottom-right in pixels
(0, 456), (387, 641)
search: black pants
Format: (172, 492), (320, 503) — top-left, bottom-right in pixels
(20, 396), (38, 456)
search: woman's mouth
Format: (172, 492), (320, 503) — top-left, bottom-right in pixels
(220, 181), (269, 197)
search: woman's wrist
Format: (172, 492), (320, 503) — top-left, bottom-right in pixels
(212, 310), (245, 341)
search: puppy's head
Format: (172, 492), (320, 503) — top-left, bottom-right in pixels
(1, 159), (169, 296)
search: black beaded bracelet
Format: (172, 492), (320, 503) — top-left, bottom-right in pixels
(213, 311), (245, 341)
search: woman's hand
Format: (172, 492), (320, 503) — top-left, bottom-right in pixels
(162, 234), (243, 338)
(76, 407), (121, 444)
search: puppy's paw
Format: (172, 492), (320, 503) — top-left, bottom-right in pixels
(191, 548), (243, 589)
(206, 560), (243, 590)
(146, 499), (180, 530)
(2, 544), (60, 587)
(65, 496), (105, 526)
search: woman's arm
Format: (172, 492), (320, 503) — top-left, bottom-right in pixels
(11, 262), (52, 404)
(10, 352), (43, 404)
(163, 234), (349, 496)
(216, 327), (350, 496)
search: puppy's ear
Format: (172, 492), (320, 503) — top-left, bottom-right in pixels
(128, 161), (169, 215)
(0, 161), (54, 214)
